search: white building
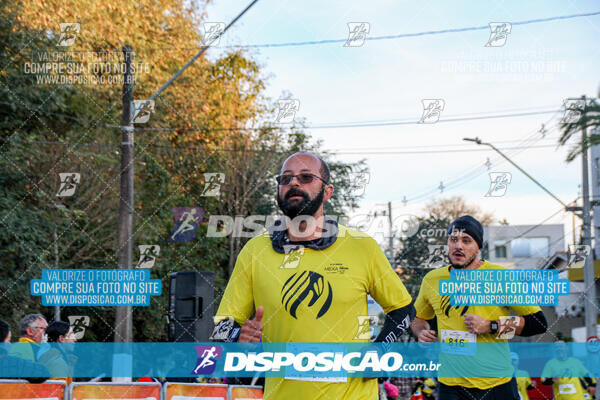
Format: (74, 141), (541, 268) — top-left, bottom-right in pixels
(483, 224), (565, 269)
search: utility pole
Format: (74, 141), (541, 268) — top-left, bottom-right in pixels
(115, 46), (134, 344)
(579, 94), (597, 339)
(388, 201), (395, 268)
(591, 124), (600, 259)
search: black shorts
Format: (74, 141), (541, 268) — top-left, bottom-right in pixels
(438, 378), (519, 400)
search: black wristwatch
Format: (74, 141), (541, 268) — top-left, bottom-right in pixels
(490, 320), (499, 334)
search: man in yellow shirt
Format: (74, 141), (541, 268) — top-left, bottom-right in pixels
(411, 216), (548, 399)
(511, 352), (535, 400)
(213, 152), (415, 399)
(542, 341), (596, 399)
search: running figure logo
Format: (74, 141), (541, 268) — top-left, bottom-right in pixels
(354, 315), (377, 340)
(192, 345), (222, 375)
(137, 245), (160, 268)
(427, 245), (448, 268)
(67, 315), (90, 340)
(201, 173), (225, 197)
(133, 100), (155, 124)
(281, 245), (304, 269)
(419, 99), (445, 123)
(58, 23), (80, 47)
(275, 99), (300, 124)
(485, 172), (512, 197)
(202, 22), (225, 45)
(56, 173), (80, 197)
(344, 22), (370, 47)
(169, 207), (204, 242)
(485, 22), (511, 47)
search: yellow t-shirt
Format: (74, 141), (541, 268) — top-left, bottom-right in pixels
(515, 369), (531, 400)
(216, 225), (413, 400)
(542, 357), (592, 400)
(414, 261), (541, 389)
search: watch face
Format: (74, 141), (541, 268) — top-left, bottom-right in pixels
(491, 322), (498, 332)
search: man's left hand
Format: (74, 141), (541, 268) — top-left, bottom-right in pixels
(464, 314), (490, 335)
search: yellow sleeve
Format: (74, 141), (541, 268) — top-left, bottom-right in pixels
(368, 238), (412, 313)
(215, 243), (255, 326)
(414, 274), (435, 320)
(510, 304), (542, 316)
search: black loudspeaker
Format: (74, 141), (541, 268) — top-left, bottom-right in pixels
(168, 271), (215, 342)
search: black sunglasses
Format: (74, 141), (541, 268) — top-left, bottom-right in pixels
(276, 173), (328, 186)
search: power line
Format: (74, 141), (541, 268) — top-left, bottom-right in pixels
(398, 112), (562, 203)
(0, 137), (560, 154)
(14, 10), (597, 55)
(0, 100), (561, 131)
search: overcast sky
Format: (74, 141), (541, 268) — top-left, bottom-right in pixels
(204, 0), (600, 248)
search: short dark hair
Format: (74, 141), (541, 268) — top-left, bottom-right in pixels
(0, 320), (9, 342)
(45, 321), (70, 342)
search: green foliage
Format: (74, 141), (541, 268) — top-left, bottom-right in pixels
(0, 0), (366, 342)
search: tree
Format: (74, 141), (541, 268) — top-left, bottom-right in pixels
(557, 96), (600, 162)
(424, 196), (494, 225)
(394, 197), (495, 297)
(0, 0), (367, 341)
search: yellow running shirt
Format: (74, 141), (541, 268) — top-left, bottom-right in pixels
(515, 369), (532, 400)
(216, 225), (412, 400)
(414, 261), (541, 389)
(542, 357), (593, 399)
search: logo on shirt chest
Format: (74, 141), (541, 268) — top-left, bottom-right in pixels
(324, 263), (349, 274)
(281, 270), (333, 319)
(440, 295), (469, 318)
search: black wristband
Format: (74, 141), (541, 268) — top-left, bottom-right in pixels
(375, 302), (416, 344)
(520, 311), (547, 337)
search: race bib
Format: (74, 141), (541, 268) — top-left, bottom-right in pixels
(440, 329), (476, 355)
(558, 383), (576, 394)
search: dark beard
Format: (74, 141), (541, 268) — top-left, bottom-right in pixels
(451, 253), (478, 269)
(277, 185), (325, 219)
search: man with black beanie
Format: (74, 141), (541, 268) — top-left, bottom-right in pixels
(411, 215), (548, 399)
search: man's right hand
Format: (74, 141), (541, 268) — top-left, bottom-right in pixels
(239, 306), (264, 343)
(418, 329), (437, 343)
